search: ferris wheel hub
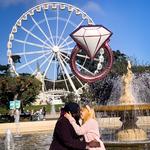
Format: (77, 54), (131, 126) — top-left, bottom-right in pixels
(52, 46), (60, 53)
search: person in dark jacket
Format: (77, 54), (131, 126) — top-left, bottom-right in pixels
(49, 102), (100, 150)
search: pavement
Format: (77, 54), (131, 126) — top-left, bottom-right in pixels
(0, 113), (59, 135)
(0, 120), (57, 135)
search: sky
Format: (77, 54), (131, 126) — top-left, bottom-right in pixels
(0, 0), (150, 65)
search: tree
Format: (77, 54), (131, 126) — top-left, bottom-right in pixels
(0, 75), (42, 110)
(80, 86), (95, 105)
(61, 92), (76, 103)
(0, 64), (10, 76)
(111, 50), (128, 76)
(11, 55), (21, 63)
(132, 65), (150, 74)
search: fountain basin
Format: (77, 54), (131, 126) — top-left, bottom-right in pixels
(95, 104), (150, 142)
(1, 132), (150, 150)
(117, 128), (148, 142)
(105, 140), (150, 150)
(95, 104), (150, 112)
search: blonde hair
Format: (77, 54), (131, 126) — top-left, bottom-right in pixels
(86, 105), (96, 119)
(81, 105), (96, 122)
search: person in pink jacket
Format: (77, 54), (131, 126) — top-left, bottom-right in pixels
(65, 105), (106, 150)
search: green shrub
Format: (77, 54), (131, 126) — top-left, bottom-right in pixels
(0, 106), (8, 114)
(0, 104), (64, 115)
(24, 104), (64, 113)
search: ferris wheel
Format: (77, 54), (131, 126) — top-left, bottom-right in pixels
(7, 2), (95, 97)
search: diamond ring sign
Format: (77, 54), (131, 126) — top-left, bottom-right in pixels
(70, 25), (113, 83)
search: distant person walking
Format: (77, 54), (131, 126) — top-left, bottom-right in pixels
(14, 109), (20, 123)
(42, 106), (46, 119)
(9, 110), (14, 122)
(39, 108), (44, 120)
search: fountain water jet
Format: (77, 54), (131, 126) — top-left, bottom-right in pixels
(4, 129), (14, 150)
(14, 109), (22, 137)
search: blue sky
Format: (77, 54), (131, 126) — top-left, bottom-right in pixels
(0, 0), (150, 65)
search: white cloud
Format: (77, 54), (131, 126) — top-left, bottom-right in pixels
(35, 0), (50, 5)
(0, 0), (29, 7)
(82, 1), (105, 15)
(0, 0), (51, 8)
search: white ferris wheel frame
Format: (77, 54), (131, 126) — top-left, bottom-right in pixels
(7, 2), (95, 97)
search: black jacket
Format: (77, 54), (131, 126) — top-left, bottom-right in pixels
(50, 116), (86, 150)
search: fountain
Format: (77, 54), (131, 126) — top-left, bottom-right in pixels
(49, 96), (57, 119)
(4, 129), (14, 150)
(50, 104), (56, 118)
(95, 61), (150, 142)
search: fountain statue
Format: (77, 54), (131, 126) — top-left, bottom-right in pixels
(4, 129), (14, 150)
(95, 60), (150, 142)
(119, 61), (136, 104)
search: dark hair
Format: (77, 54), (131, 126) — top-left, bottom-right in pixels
(64, 102), (80, 115)
(60, 107), (65, 117)
(64, 102), (80, 125)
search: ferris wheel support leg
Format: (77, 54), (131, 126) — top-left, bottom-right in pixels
(57, 53), (78, 94)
